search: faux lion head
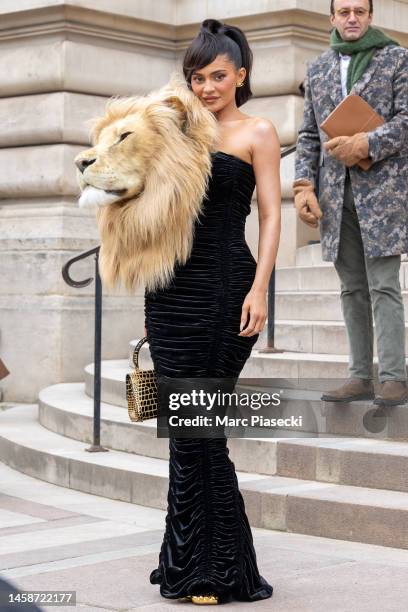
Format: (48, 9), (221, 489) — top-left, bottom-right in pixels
(74, 74), (218, 293)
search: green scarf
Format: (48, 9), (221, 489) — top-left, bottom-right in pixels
(330, 26), (399, 93)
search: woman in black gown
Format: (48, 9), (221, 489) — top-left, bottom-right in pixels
(145, 19), (281, 605)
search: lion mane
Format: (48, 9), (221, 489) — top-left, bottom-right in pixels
(75, 74), (218, 293)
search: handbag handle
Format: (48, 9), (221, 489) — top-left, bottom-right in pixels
(132, 336), (149, 369)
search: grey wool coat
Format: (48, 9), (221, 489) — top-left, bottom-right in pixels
(294, 44), (408, 261)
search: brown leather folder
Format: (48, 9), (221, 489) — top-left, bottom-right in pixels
(320, 94), (384, 170)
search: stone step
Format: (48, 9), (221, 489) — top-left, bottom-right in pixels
(39, 382), (408, 492)
(273, 320), (408, 356)
(295, 244), (325, 267)
(275, 291), (408, 321)
(85, 357), (408, 441)
(295, 243), (408, 268)
(243, 348), (406, 381)
(130, 338), (333, 372)
(127, 339), (407, 381)
(136, 315), (408, 356)
(1, 403), (408, 549)
(276, 263), (408, 292)
(277, 264), (340, 291)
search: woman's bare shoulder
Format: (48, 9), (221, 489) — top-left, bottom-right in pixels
(246, 116), (280, 157)
(248, 116), (278, 137)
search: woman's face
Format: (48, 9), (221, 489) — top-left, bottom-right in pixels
(190, 54), (246, 113)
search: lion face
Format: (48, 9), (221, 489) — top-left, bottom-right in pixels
(75, 105), (163, 208)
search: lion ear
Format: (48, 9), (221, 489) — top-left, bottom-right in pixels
(164, 95), (185, 114)
(163, 95), (189, 133)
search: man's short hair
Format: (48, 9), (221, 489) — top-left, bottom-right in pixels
(330, 1), (373, 15)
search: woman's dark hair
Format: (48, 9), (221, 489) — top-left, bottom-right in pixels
(330, 0), (373, 14)
(182, 19), (253, 107)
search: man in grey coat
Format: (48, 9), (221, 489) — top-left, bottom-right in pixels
(294, 0), (408, 405)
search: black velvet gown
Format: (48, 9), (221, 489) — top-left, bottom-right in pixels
(144, 151), (273, 603)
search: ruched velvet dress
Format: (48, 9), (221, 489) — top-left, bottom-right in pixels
(144, 151), (273, 603)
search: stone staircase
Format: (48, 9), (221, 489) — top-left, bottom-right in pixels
(1, 243), (408, 550)
(244, 244), (408, 379)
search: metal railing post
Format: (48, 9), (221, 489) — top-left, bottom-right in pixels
(62, 245), (108, 453)
(89, 249), (104, 451)
(267, 266), (276, 349)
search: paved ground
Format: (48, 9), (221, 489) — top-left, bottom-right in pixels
(0, 462), (408, 611)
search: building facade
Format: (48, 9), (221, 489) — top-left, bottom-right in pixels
(1, 0), (407, 401)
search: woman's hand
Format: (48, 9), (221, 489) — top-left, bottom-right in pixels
(238, 288), (267, 337)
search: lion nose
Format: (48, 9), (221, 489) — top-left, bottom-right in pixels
(75, 157), (96, 173)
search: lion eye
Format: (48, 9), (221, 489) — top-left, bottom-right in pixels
(118, 131), (132, 143)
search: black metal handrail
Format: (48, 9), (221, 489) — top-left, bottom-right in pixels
(281, 144), (297, 159)
(62, 246), (108, 453)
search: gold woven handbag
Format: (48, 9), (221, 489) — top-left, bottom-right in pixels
(126, 337), (158, 422)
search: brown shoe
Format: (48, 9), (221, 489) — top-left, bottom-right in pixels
(321, 378), (375, 403)
(373, 381), (408, 407)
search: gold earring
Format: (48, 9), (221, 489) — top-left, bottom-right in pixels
(236, 81), (245, 88)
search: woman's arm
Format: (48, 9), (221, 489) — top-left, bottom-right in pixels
(239, 118), (281, 337)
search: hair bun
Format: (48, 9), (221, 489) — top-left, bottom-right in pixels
(183, 19), (253, 108)
(200, 19), (224, 35)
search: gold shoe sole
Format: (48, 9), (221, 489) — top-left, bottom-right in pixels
(178, 594), (219, 605)
(180, 595), (218, 605)
(191, 595), (218, 605)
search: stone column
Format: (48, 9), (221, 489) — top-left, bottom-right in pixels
(0, 1), (177, 401)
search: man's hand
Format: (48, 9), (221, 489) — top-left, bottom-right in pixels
(323, 132), (369, 167)
(293, 179), (322, 228)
